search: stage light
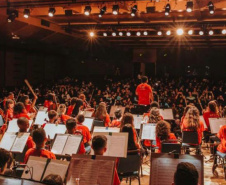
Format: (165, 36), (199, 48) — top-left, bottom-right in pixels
(84, 6), (91, 16)
(99, 6), (106, 17)
(176, 28), (184, 36)
(126, 32), (131, 36)
(157, 31), (162, 36)
(208, 1), (214, 14)
(7, 10), (18, 22)
(89, 31), (95, 37)
(131, 5), (137, 17)
(23, 9), (30, 18)
(166, 30), (171, 35)
(208, 30), (214, 35)
(199, 30), (204, 35)
(112, 5), (119, 15)
(222, 29), (226, 35)
(48, 8), (55, 17)
(165, 3), (170, 16)
(136, 32), (141, 36)
(103, 32), (107, 37)
(143, 31), (148, 36)
(188, 30), (193, 35)
(112, 32), (116, 36)
(119, 32), (123, 36)
(186, 1), (193, 13)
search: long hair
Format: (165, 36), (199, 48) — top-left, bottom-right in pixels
(95, 102), (107, 120)
(14, 102), (25, 115)
(149, 107), (162, 123)
(185, 106), (200, 130)
(19, 95), (29, 105)
(156, 120), (171, 141)
(57, 104), (67, 116)
(121, 113), (134, 129)
(121, 124), (137, 150)
(4, 99), (14, 112)
(208, 101), (219, 115)
(183, 105), (193, 116)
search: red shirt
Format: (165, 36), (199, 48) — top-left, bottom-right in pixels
(24, 148), (56, 163)
(110, 120), (121, 128)
(76, 124), (91, 144)
(14, 113), (30, 120)
(25, 104), (31, 113)
(203, 111), (220, 130)
(136, 83), (152, 105)
(113, 167), (120, 185)
(66, 105), (74, 116)
(26, 136), (35, 149)
(60, 114), (71, 124)
(4, 108), (14, 121)
(156, 133), (177, 153)
(181, 119), (205, 144)
(217, 125), (226, 153)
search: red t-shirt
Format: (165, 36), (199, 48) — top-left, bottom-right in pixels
(14, 113), (30, 120)
(4, 108), (14, 121)
(217, 125), (226, 153)
(66, 105), (74, 116)
(181, 119), (205, 144)
(60, 114), (71, 124)
(136, 83), (152, 105)
(25, 104), (31, 113)
(156, 133), (177, 153)
(203, 111), (220, 130)
(26, 136), (35, 149)
(76, 124), (91, 144)
(110, 120), (121, 128)
(24, 148), (56, 163)
(113, 167), (120, 185)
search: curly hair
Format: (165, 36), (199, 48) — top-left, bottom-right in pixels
(208, 101), (219, 115)
(183, 105), (193, 116)
(149, 107), (162, 123)
(95, 102), (107, 120)
(121, 113), (134, 128)
(156, 120), (171, 141)
(185, 106), (200, 130)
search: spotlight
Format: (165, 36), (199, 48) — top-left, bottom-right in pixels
(136, 31), (141, 36)
(208, 1), (214, 14)
(131, 5), (137, 17)
(199, 30), (204, 35)
(103, 32), (107, 37)
(157, 31), (162, 36)
(112, 32), (116, 36)
(23, 9), (30, 18)
(222, 29), (226, 35)
(84, 6), (91, 16)
(143, 31), (148, 36)
(165, 3), (171, 16)
(209, 30), (214, 35)
(112, 5), (119, 15)
(99, 6), (106, 17)
(48, 8), (56, 17)
(166, 30), (171, 35)
(176, 28), (184, 36)
(7, 9), (18, 22)
(119, 32), (123, 36)
(89, 31), (95, 37)
(126, 32), (131, 36)
(188, 30), (193, 35)
(186, 1), (193, 13)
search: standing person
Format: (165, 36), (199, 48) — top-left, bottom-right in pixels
(135, 76), (153, 107)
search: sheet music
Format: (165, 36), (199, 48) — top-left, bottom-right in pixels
(84, 111), (93, 118)
(44, 124), (67, 140)
(35, 111), (48, 125)
(43, 159), (69, 181)
(51, 135), (68, 155)
(38, 106), (48, 112)
(62, 135), (82, 155)
(0, 115), (4, 126)
(133, 114), (143, 129)
(66, 158), (115, 185)
(7, 119), (32, 133)
(0, 132), (17, 151)
(109, 106), (125, 117)
(141, 124), (156, 140)
(105, 135), (128, 158)
(22, 156), (47, 181)
(93, 126), (120, 133)
(209, 118), (226, 134)
(159, 109), (174, 120)
(83, 118), (94, 131)
(200, 116), (207, 129)
(11, 132), (30, 153)
(151, 154), (203, 185)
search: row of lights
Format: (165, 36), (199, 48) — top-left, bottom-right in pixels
(89, 29), (226, 37)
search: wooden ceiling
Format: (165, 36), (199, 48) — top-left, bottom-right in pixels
(1, 0), (226, 48)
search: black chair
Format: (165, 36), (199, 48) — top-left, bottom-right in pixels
(182, 131), (201, 154)
(117, 154), (141, 185)
(93, 120), (105, 127)
(212, 151), (226, 179)
(161, 143), (181, 154)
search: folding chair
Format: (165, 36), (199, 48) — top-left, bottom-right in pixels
(212, 151), (226, 179)
(93, 120), (105, 127)
(182, 131), (201, 155)
(117, 154), (141, 185)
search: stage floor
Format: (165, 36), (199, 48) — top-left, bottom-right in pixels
(121, 144), (226, 185)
